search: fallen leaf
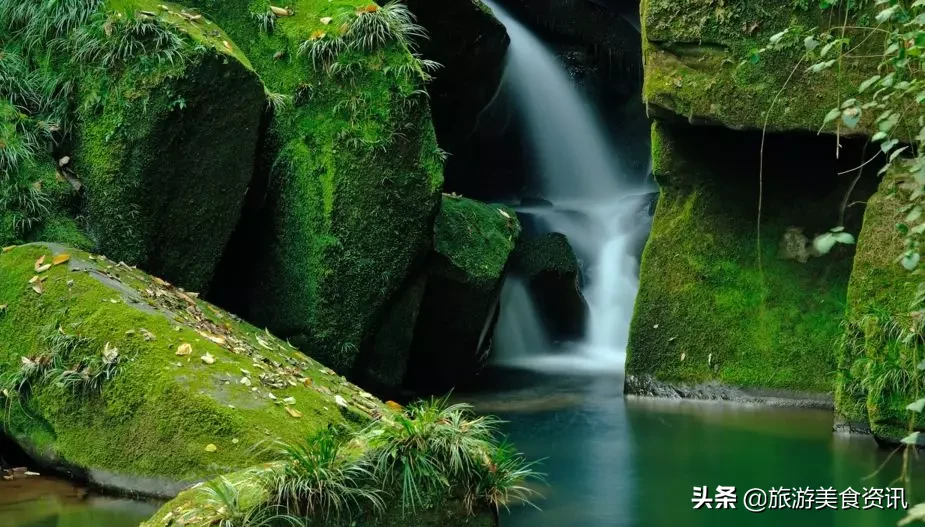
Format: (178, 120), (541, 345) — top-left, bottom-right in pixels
(283, 396), (296, 405)
(52, 254), (71, 266)
(176, 343), (193, 356)
(204, 444), (218, 453)
(58, 156), (70, 167)
(334, 395), (348, 408)
(34, 255), (46, 272)
(270, 5), (291, 16)
(201, 353), (215, 365)
(240, 376), (252, 387)
(28, 276), (39, 284)
(2, 246), (15, 253)
(309, 29), (326, 40)
(386, 400), (403, 411)
(303, 377), (313, 387)
(285, 407), (302, 418)
(320, 16), (332, 24)
(498, 209), (511, 219)
(35, 264), (51, 273)
(31, 282), (43, 295)
(222, 40), (232, 51)
(0, 304), (6, 313)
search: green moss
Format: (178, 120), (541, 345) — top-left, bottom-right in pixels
(837, 168), (925, 441)
(0, 243), (383, 493)
(512, 232), (580, 279)
(434, 195), (519, 284)
(626, 122), (860, 394)
(642, 0), (878, 132)
(174, 0), (445, 373)
(72, 4), (265, 293)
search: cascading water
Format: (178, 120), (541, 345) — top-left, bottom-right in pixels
(486, 0), (652, 375)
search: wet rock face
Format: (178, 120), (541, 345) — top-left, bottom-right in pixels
(407, 0), (510, 154)
(511, 232), (589, 340)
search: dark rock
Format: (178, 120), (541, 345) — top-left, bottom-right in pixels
(408, 0), (510, 154)
(511, 232), (589, 340)
(405, 197), (521, 392)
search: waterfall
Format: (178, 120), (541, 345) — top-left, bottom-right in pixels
(487, 0), (651, 375)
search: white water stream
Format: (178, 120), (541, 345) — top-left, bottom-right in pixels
(486, 0), (652, 375)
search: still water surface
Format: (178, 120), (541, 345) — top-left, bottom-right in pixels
(466, 370), (925, 527)
(0, 476), (157, 527)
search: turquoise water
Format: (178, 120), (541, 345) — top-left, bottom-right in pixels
(0, 477), (158, 527)
(466, 371), (925, 527)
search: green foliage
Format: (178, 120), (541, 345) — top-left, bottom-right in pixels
(71, 13), (187, 69)
(191, 475), (304, 527)
(170, 396), (541, 525)
(297, 1), (439, 81)
(267, 429), (384, 521)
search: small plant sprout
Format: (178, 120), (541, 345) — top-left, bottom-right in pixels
(811, 226), (855, 256)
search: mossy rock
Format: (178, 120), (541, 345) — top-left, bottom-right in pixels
(626, 121), (874, 396)
(641, 0), (880, 133)
(511, 232), (588, 340)
(0, 102), (90, 250)
(141, 462), (497, 527)
(181, 0), (445, 374)
(0, 243), (383, 498)
(837, 168), (925, 443)
(73, 2), (265, 293)
(405, 196), (520, 392)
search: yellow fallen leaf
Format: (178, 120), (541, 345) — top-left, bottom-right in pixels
(285, 407), (302, 418)
(2, 246), (14, 253)
(0, 304), (7, 313)
(34, 255), (46, 272)
(309, 29), (325, 40)
(31, 282), (43, 295)
(201, 353), (215, 365)
(303, 377), (313, 387)
(270, 5), (291, 16)
(152, 276), (170, 287)
(176, 343), (193, 356)
(386, 400), (403, 411)
(205, 444), (218, 453)
(320, 16), (332, 24)
(35, 264), (51, 273)
(28, 275), (39, 284)
(52, 254), (70, 266)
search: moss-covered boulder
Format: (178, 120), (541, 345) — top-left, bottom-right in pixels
(836, 169), (925, 443)
(511, 232), (588, 340)
(641, 0), (878, 132)
(70, 3), (264, 294)
(179, 0), (444, 374)
(0, 243), (384, 498)
(405, 196), (520, 392)
(625, 122), (873, 399)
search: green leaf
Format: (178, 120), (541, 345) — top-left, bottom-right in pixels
(902, 252), (921, 271)
(842, 107), (862, 129)
(813, 233), (837, 255)
(804, 36), (819, 51)
(823, 108), (841, 124)
(882, 139), (899, 153)
(859, 75), (881, 93)
(907, 399), (925, 413)
(769, 30), (788, 44)
(872, 131), (888, 142)
(907, 206), (922, 224)
(898, 223), (911, 236)
(877, 6), (899, 23)
(901, 431), (921, 445)
(891, 146), (910, 162)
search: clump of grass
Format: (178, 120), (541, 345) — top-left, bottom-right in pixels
(189, 475), (304, 527)
(0, 0), (104, 53)
(51, 341), (122, 396)
(297, 1), (439, 81)
(251, 11), (276, 34)
(266, 429), (384, 521)
(264, 89), (291, 113)
(72, 13), (186, 69)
